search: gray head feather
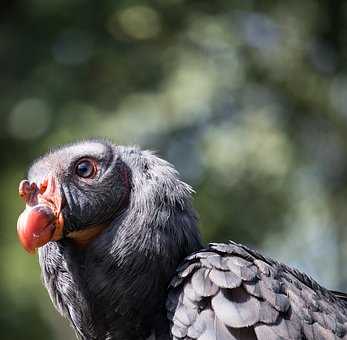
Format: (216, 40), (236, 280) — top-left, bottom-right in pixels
(29, 140), (202, 340)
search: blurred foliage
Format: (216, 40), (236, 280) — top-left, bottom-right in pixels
(1, 0), (347, 338)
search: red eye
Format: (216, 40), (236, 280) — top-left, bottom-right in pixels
(75, 159), (97, 179)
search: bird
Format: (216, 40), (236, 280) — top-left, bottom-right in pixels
(16, 139), (347, 340)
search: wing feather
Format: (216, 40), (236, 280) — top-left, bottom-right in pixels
(209, 269), (242, 289)
(191, 268), (219, 297)
(211, 288), (260, 328)
(167, 242), (347, 340)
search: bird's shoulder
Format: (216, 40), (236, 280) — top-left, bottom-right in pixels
(166, 241), (347, 340)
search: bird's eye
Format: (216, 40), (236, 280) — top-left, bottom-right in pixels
(75, 159), (97, 179)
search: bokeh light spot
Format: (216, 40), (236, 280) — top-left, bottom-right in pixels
(8, 98), (51, 139)
(116, 6), (161, 40)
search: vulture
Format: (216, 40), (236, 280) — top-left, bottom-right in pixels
(16, 139), (347, 340)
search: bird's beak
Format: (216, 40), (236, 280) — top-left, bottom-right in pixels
(17, 176), (64, 254)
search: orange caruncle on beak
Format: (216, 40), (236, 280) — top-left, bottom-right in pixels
(17, 176), (64, 254)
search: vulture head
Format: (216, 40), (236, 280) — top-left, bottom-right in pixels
(17, 140), (202, 339)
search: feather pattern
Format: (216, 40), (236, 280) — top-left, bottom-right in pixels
(167, 241), (347, 340)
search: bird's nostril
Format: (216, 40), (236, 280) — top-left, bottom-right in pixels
(39, 179), (48, 194)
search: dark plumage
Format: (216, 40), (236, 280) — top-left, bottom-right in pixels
(16, 140), (347, 340)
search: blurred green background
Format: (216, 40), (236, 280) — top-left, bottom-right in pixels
(1, 0), (347, 338)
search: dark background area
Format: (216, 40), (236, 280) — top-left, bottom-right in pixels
(1, 0), (347, 338)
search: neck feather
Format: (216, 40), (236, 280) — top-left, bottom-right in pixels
(40, 147), (202, 339)
(86, 148), (202, 337)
